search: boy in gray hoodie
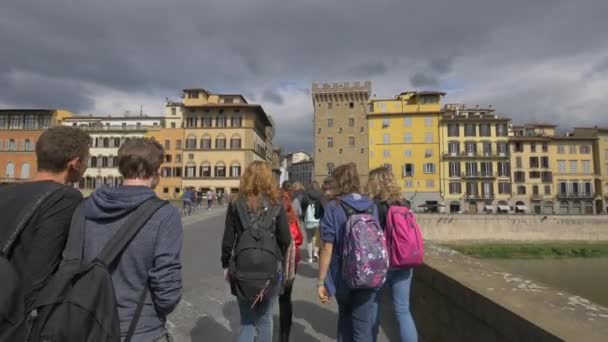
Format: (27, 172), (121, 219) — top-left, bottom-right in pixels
(81, 138), (182, 342)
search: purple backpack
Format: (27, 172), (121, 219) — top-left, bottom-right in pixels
(340, 201), (388, 289)
(385, 205), (424, 268)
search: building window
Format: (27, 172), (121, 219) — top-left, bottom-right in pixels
(232, 116), (242, 127)
(230, 136), (242, 149)
(404, 133), (412, 144)
(5, 162), (15, 178)
(496, 124), (508, 137)
(349, 118), (355, 127)
(540, 156), (549, 168)
(165, 154), (172, 163)
(20, 163), (30, 179)
(497, 161), (510, 177)
(403, 163), (414, 177)
(328, 119), (333, 128)
(423, 163), (436, 174)
(102, 156), (109, 168)
(545, 185), (551, 195)
(426, 180), (435, 188)
(383, 134), (390, 144)
(161, 167), (172, 177)
(424, 133), (433, 143)
(327, 137), (333, 148)
(447, 124), (459, 137)
(382, 119), (390, 128)
(186, 136), (197, 149)
(425, 149), (433, 157)
(569, 145), (577, 154)
(215, 164), (226, 177)
(404, 150), (412, 157)
(482, 141), (492, 156)
(404, 180), (413, 188)
(176, 154), (182, 163)
(90, 156), (97, 168)
(449, 182), (461, 194)
(349, 136), (355, 146)
(216, 112), (227, 127)
(498, 183), (511, 194)
(514, 171), (526, 183)
(579, 145), (590, 154)
(201, 136), (212, 150)
(171, 107), (176, 116)
(557, 144), (566, 154)
(465, 162), (478, 177)
(479, 124), (491, 137)
(449, 162), (461, 177)
(383, 150), (390, 158)
(200, 164), (211, 177)
(424, 117), (433, 127)
(582, 160), (591, 174)
(464, 124), (476, 137)
(541, 171), (552, 183)
(465, 142), (477, 156)
(188, 154), (194, 160)
(530, 142), (536, 153)
(349, 102), (354, 109)
(529, 171), (540, 179)
(327, 163), (335, 175)
(24, 139), (33, 151)
(569, 160), (578, 173)
(497, 142), (508, 156)
(466, 182), (478, 197)
(328, 102), (332, 109)
(230, 164), (242, 177)
(517, 185), (526, 195)
(201, 116), (212, 127)
(176, 139), (182, 149)
(318, 128), (321, 134)
(164, 140), (171, 150)
(163, 187), (169, 194)
(514, 142), (524, 153)
(480, 162), (493, 176)
(557, 160), (566, 173)
(448, 141), (459, 155)
(542, 143), (548, 153)
(529, 157), (539, 168)
(215, 136), (227, 149)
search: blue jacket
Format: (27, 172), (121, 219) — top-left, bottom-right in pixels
(320, 193), (378, 296)
(82, 186), (183, 341)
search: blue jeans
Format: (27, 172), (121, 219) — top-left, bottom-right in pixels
(335, 287), (379, 342)
(237, 298), (274, 342)
(374, 268), (418, 342)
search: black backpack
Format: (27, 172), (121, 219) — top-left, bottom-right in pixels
(27, 198), (167, 342)
(0, 187), (61, 340)
(229, 198), (282, 304)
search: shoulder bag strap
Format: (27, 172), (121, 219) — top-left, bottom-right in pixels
(234, 197), (251, 231)
(94, 198), (168, 267)
(0, 187), (62, 257)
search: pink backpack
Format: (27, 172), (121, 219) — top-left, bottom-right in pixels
(385, 206), (424, 268)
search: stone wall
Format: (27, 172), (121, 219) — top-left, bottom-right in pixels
(410, 245), (608, 341)
(416, 214), (608, 242)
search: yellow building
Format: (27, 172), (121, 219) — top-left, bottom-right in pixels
(573, 127), (608, 214)
(368, 91), (445, 210)
(146, 100), (185, 200)
(180, 88), (274, 197)
(509, 124), (557, 214)
(551, 133), (598, 214)
(440, 104), (511, 214)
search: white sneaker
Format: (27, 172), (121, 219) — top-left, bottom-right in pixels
(307, 258), (314, 264)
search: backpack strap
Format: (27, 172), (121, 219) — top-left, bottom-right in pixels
(61, 203), (87, 263)
(0, 186), (62, 257)
(124, 285), (149, 342)
(339, 199), (373, 218)
(95, 198), (168, 267)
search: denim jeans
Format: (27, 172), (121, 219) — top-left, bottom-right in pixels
(335, 287), (379, 342)
(237, 298), (274, 342)
(373, 268), (418, 342)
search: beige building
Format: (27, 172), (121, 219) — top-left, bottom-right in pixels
(573, 127), (608, 214)
(180, 88), (274, 196)
(440, 104), (511, 214)
(312, 81), (371, 183)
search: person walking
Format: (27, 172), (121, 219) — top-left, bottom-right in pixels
(317, 163), (383, 342)
(304, 182), (322, 263)
(79, 138), (182, 341)
(207, 190), (213, 210)
(0, 127), (90, 341)
(182, 187), (193, 216)
(278, 190), (303, 342)
(367, 167), (418, 342)
(221, 161), (291, 342)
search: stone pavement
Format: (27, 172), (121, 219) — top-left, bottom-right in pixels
(168, 208), (401, 341)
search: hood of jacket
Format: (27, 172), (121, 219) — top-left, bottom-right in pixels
(339, 193), (374, 212)
(83, 185), (157, 221)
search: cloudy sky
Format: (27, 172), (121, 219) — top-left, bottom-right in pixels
(1, 0), (608, 152)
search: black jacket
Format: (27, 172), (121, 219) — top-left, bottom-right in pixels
(221, 200), (291, 269)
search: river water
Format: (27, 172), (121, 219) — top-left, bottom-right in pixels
(490, 258), (608, 307)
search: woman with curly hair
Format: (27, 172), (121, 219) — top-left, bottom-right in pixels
(221, 161), (291, 342)
(278, 190), (303, 342)
(367, 166), (418, 342)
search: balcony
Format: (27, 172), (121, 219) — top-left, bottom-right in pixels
(556, 192), (595, 199)
(462, 172), (495, 179)
(443, 151), (510, 159)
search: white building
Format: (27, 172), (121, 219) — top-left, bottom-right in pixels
(63, 116), (162, 193)
(280, 151), (312, 184)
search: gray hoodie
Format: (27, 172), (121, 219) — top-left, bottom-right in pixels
(82, 186), (182, 342)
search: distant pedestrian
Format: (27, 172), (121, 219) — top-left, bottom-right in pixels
(367, 167), (418, 342)
(0, 127), (90, 341)
(317, 163), (383, 342)
(182, 188), (193, 216)
(221, 161), (291, 342)
(304, 181), (322, 263)
(278, 190), (303, 342)
(78, 138), (182, 341)
(207, 190), (213, 210)
(196, 189), (204, 208)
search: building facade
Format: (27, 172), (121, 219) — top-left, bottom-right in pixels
(312, 81), (371, 184)
(440, 104), (511, 214)
(573, 127), (608, 214)
(146, 101), (185, 200)
(63, 116), (163, 195)
(368, 91), (445, 210)
(0, 109), (73, 183)
(180, 88), (274, 196)
(288, 159), (314, 186)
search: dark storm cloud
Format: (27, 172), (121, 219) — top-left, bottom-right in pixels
(1, 0), (608, 151)
(262, 89), (284, 105)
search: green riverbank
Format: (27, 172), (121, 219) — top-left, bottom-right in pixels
(446, 243), (608, 259)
